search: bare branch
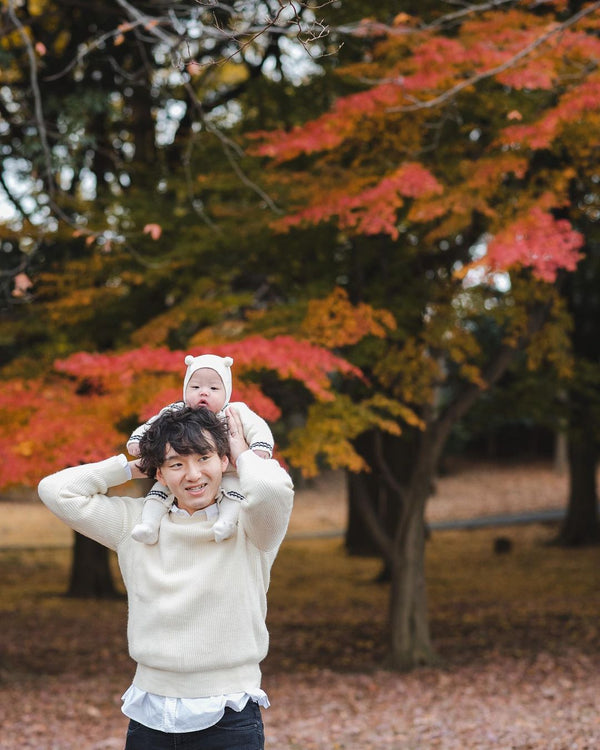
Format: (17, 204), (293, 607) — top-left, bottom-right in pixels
(0, 170), (34, 222)
(189, 1), (333, 73)
(419, 0), (518, 31)
(183, 77), (283, 213)
(114, 0), (179, 46)
(44, 3), (179, 82)
(336, 0), (537, 37)
(44, 0), (334, 82)
(6, 0), (55, 196)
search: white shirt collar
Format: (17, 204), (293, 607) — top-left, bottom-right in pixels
(169, 502), (219, 520)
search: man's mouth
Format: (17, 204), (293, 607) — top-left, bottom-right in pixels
(187, 482), (207, 493)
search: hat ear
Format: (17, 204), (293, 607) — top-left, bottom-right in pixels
(184, 355), (194, 366)
(223, 357), (233, 367)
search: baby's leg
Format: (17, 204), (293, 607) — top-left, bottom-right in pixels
(213, 474), (243, 542)
(131, 484), (171, 544)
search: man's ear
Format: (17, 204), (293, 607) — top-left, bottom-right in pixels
(156, 466), (165, 485)
(221, 454), (229, 473)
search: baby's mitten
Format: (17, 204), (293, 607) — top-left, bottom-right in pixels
(127, 439), (141, 457)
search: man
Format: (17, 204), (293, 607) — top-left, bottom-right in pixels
(38, 406), (294, 749)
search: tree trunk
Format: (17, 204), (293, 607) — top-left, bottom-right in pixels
(388, 487), (435, 669)
(560, 237), (600, 545)
(348, 429), (439, 668)
(67, 532), (119, 598)
(558, 438), (600, 545)
(553, 430), (568, 474)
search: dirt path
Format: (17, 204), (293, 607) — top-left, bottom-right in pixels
(287, 459), (572, 536)
(0, 460), (572, 548)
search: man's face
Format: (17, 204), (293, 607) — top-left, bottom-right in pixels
(156, 436), (229, 515)
(184, 368), (227, 413)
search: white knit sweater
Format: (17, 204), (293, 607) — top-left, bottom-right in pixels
(38, 450), (294, 699)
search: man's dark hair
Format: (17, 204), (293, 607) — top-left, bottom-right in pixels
(137, 406), (229, 478)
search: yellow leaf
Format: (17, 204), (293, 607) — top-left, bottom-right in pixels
(16, 441), (34, 457)
(28, 0), (47, 16)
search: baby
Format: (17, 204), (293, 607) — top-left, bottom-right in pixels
(127, 353), (274, 543)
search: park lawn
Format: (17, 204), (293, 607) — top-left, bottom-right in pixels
(2, 522), (599, 676)
(267, 523), (600, 672)
(2, 520), (600, 748)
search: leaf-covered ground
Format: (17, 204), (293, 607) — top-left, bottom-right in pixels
(2, 461), (600, 749)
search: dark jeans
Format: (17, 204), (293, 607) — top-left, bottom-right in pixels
(124, 701), (264, 749)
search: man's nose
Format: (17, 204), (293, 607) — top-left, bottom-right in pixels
(185, 462), (203, 479)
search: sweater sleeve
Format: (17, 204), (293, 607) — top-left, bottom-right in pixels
(230, 402), (274, 457)
(37, 456), (140, 551)
(236, 450), (294, 552)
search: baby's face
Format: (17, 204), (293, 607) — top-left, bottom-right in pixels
(184, 368), (227, 413)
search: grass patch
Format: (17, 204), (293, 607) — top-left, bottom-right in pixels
(427, 524), (600, 664)
(267, 523), (600, 672)
(2, 523), (600, 682)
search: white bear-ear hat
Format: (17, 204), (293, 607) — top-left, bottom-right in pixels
(183, 354), (233, 404)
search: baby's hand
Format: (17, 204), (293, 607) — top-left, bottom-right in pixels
(226, 407), (249, 465)
(127, 441), (141, 458)
(128, 460), (146, 480)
